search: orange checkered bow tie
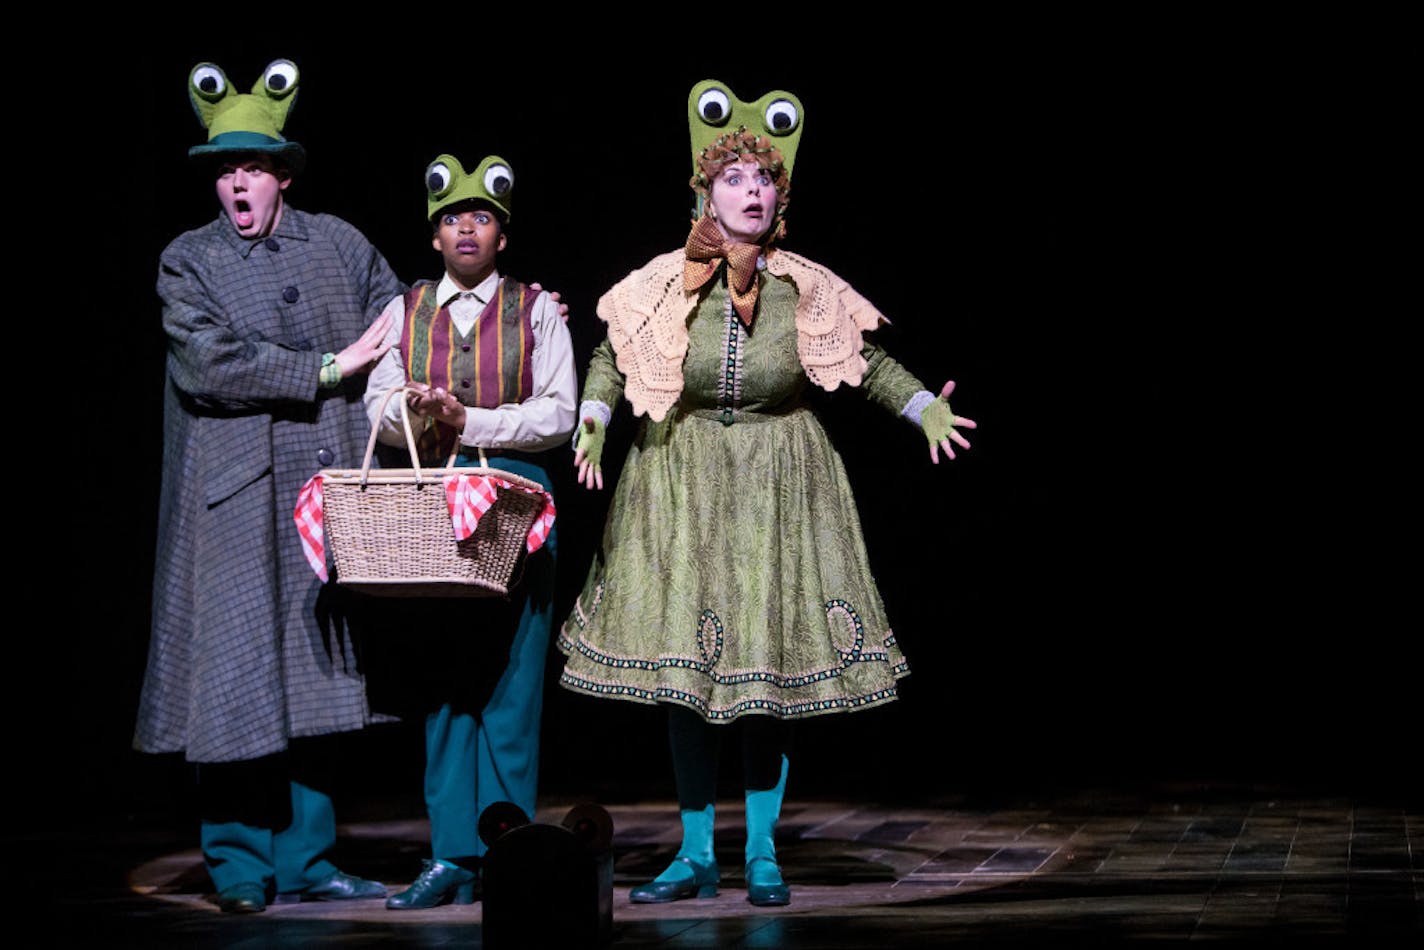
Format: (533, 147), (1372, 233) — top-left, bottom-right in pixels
(683, 214), (762, 327)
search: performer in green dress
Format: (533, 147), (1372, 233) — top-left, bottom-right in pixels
(557, 79), (977, 907)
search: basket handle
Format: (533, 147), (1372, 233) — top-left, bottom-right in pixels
(362, 386), (481, 486)
(358, 384), (418, 487)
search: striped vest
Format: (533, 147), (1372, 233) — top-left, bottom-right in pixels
(401, 278), (538, 462)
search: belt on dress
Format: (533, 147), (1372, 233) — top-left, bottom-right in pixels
(683, 405), (807, 427)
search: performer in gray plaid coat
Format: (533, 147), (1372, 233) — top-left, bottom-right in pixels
(133, 59), (403, 914)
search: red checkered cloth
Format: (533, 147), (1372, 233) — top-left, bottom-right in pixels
(294, 475), (329, 582)
(445, 473), (556, 553)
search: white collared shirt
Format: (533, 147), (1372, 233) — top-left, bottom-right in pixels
(364, 271), (577, 454)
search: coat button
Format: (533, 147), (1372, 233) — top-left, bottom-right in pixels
(283, 286), (300, 303)
(265, 238), (281, 252)
(317, 448), (335, 466)
(461, 343), (471, 352)
(460, 379), (471, 388)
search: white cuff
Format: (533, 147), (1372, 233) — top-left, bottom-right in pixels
(575, 399), (613, 446)
(901, 390), (935, 428)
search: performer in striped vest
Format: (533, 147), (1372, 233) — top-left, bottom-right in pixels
(398, 275), (539, 463)
(362, 154), (577, 909)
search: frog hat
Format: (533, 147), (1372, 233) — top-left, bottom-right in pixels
(425, 154), (515, 223)
(686, 79), (804, 240)
(187, 59), (305, 174)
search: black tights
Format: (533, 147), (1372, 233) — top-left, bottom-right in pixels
(667, 705), (791, 809)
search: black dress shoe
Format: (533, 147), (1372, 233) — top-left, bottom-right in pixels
(386, 859), (478, 909)
(629, 856), (719, 903)
(216, 881), (267, 914)
(303, 869), (387, 901)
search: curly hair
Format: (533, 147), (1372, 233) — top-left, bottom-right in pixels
(690, 126), (791, 241)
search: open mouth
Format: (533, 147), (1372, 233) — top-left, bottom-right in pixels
(234, 199), (254, 228)
(742, 204), (764, 217)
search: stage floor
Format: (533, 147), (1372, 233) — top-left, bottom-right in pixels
(31, 783), (1423, 947)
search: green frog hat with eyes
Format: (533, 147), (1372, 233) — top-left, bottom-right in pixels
(424, 154), (515, 223)
(687, 79), (804, 242)
(187, 59), (305, 174)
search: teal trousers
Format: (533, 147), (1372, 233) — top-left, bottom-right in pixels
(426, 454), (555, 866)
(201, 780), (337, 894)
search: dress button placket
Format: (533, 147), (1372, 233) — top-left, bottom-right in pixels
(720, 290), (739, 427)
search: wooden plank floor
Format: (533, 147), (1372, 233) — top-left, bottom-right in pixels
(29, 785), (1423, 947)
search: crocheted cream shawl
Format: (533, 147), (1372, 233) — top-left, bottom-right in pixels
(595, 248), (886, 421)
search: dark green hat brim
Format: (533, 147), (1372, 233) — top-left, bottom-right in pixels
(189, 132), (306, 175)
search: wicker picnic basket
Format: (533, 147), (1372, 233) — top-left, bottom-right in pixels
(319, 386), (547, 597)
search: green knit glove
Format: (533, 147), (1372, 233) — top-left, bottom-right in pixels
(920, 383), (976, 464)
(921, 396), (959, 446)
(575, 416), (606, 469)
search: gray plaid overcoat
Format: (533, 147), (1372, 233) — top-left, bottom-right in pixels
(134, 208), (405, 763)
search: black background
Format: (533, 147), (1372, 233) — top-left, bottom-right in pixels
(18, 17), (1410, 833)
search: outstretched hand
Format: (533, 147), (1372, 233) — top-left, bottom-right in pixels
(404, 382), (467, 430)
(334, 310), (394, 377)
(923, 380), (978, 464)
(530, 282), (571, 323)
(573, 416), (606, 490)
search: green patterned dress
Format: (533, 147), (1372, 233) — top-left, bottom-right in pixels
(557, 269), (926, 721)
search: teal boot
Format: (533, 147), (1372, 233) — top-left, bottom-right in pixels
(630, 803), (719, 902)
(744, 754), (790, 906)
(631, 707), (721, 903)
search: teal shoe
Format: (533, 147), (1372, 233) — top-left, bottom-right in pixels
(216, 881), (267, 914)
(629, 856), (720, 903)
(744, 753), (790, 906)
(302, 869), (387, 901)
(385, 859), (478, 909)
(745, 856), (790, 906)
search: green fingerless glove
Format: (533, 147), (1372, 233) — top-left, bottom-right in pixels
(576, 416), (607, 468)
(921, 397), (958, 445)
